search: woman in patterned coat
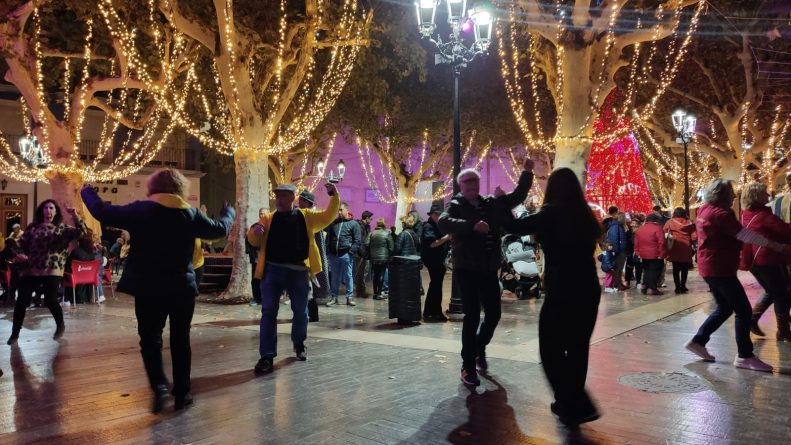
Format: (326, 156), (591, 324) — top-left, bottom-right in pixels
(7, 199), (86, 344)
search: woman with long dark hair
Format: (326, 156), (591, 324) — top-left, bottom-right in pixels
(504, 168), (603, 427)
(7, 199), (85, 345)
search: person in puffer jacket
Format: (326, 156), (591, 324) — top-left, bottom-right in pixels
(739, 182), (791, 341)
(634, 212), (666, 295)
(368, 218), (393, 300)
(605, 213), (627, 290)
(325, 202), (362, 306)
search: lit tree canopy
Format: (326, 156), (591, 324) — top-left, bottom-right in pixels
(636, 0), (791, 190)
(498, 0), (705, 179)
(324, 2), (522, 222)
(0, 0), (190, 211)
(157, 0), (371, 302)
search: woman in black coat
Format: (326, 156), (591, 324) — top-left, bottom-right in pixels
(81, 169), (234, 413)
(504, 168), (603, 427)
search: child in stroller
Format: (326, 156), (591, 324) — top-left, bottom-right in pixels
(500, 233), (542, 300)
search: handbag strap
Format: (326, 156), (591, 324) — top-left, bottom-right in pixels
(741, 213), (762, 262)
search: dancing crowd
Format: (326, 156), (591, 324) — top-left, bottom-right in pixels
(2, 165), (791, 428)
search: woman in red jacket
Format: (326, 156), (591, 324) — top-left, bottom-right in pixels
(685, 179), (784, 373)
(740, 183), (791, 341)
(664, 208), (696, 294)
(634, 212), (666, 295)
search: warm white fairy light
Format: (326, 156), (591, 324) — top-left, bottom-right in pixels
(0, 1), (190, 184)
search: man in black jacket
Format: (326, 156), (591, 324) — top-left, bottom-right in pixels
(353, 210), (373, 298)
(325, 202), (362, 306)
(439, 158), (534, 386)
(421, 204), (451, 321)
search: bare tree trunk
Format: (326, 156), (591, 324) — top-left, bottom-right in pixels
(204, 148), (269, 303)
(46, 170), (83, 224)
(394, 181), (414, 231)
(553, 47), (594, 183)
(719, 157), (742, 183)
(553, 138), (592, 183)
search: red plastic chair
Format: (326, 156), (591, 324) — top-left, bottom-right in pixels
(63, 259), (101, 305)
(103, 257), (116, 299)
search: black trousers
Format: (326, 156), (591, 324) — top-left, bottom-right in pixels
(624, 254), (635, 283)
(457, 269), (501, 368)
(633, 258), (643, 285)
(134, 295), (196, 397)
(194, 266), (204, 288)
(671, 262), (691, 290)
(642, 259), (664, 291)
(13, 276), (64, 332)
(353, 255), (369, 296)
(750, 265), (790, 322)
(423, 260), (446, 317)
(539, 297), (599, 416)
(371, 262), (387, 297)
(251, 262), (261, 303)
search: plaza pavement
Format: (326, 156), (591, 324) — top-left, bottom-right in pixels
(0, 267), (790, 444)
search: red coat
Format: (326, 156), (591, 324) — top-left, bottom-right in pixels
(696, 203), (742, 278)
(634, 222), (666, 260)
(663, 218), (696, 263)
(739, 206), (791, 270)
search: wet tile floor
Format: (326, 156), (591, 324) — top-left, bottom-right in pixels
(1, 269), (790, 444)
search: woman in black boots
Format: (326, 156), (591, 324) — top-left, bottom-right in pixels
(504, 168), (603, 428)
(7, 200), (85, 345)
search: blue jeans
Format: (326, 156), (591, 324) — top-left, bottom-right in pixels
(259, 264), (310, 359)
(329, 253), (353, 299)
(383, 268), (389, 292)
(693, 276), (754, 358)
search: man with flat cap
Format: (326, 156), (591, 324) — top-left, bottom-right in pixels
(247, 182), (340, 374)
(421, 203), (451, 321)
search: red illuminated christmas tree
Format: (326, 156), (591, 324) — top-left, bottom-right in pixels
(585, 89), (654, 214)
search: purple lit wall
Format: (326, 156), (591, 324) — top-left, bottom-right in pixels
(310, 135), (546, 227)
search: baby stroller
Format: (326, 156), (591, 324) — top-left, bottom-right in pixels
(500, 234), (541, 300)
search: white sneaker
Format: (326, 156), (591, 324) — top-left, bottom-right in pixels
(684, 340), (715, 362)
(604, 288), (616, 293)
(98, 295), (106, 303)
(63, 301), (71, 307)
(733, 356), (773, 372)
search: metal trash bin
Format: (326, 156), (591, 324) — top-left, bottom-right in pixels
(387, 255), (423, 323)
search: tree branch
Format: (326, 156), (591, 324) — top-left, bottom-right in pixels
(264, 0), (319, 147)
(86, 97), (157, 131)
(515, 0), (559, 45)
(40, 49), (110, 60)
(691, 56), (724, 105)
(159, 0), (216, 52)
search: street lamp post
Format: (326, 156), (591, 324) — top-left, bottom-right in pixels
(415, 1), (493, 314)
(316, 159), (346, 184)
(414, 0), (493, 193)
(671, 110), (696, 217)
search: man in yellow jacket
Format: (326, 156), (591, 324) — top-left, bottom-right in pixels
(247, 182), (340, 374)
